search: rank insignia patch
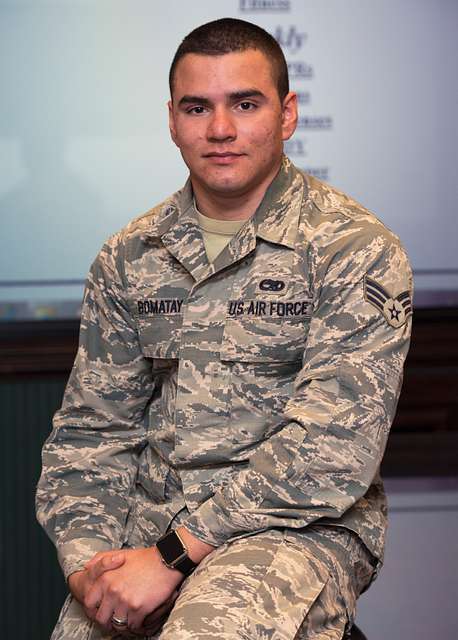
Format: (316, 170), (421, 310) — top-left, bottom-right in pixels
(364, 276), (412, 328)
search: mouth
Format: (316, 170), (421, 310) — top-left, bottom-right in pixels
(202, 152), (245, 165)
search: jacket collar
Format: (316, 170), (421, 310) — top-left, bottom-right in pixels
(144, 156), (305, 248)
(253, 156), (305, 249)
(142, 157), (306, 282)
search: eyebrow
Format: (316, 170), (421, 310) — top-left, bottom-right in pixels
(229, 89), (265, 101)
(177, 89), (266, 108)
(178, 95), (212, 108)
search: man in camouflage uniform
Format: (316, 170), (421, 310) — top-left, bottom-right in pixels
(36, 18), (413, 640)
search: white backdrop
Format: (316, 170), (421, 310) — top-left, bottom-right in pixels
(1, 0), (457, 317)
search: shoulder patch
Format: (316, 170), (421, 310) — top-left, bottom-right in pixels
(364, 275), (412, 328)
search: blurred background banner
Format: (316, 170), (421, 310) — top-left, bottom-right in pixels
(1, 0), (457, 320)
(1, 3), (457, 640)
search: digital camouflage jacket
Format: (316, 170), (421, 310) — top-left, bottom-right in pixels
(36, 158), (413, 580)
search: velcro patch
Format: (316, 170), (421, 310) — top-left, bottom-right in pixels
(258, 279), (286, 293)
(137, 298), (183, 315)
(228, 299), (312, 318)
(364, 276), (412, 328)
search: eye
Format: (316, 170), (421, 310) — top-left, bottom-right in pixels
(238, 101), (256, 111)
(186, 106), (207, 115)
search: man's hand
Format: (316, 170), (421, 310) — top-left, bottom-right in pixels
(70, 528), (215, 634)
(136, 590), (180, 637)
(68, 551), (126, 621)
(82, 546), (183, 633)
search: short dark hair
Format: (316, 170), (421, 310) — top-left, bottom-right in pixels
(169, 18), (289, 101)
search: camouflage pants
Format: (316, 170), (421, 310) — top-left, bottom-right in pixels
(51, 526), (375, 640)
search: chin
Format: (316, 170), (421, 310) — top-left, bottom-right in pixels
(208, 178), (251, 195)
(195, 171), (248, 194)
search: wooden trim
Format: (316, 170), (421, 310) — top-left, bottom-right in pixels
(0, 319), (79, 376)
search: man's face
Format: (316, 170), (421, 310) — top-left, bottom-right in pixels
(168, 49), (297, 201)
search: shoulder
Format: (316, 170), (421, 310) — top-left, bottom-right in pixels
(86, 186), (184, 285)
(116, 191), (181, 247)
(299, 172), (406, 258)
(295, 173), (412, 305)
(96, 188), (183, 263)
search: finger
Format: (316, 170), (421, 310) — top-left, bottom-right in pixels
(134, 593), (177, 633)
(110, 605), (130, 635)
(84, 550), (118, 569)
(125, 604), (149, 633)
(141, 619), (165, 636)
(85, 549), (126, 569)
(94, 594), (116, 631)
(87, 553), (125, 580)
(142, 596), (175, 626)
(83, 581), (104, 620)
(84, 551), (106, 569)
(141, 609), (170, 637)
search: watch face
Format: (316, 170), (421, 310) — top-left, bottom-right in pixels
(157, 531), (186, 566)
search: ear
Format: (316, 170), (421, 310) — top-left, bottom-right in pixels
(168, 100), (178, 146)
(281, 92), (298, 141)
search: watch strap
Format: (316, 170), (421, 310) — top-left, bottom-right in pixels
(156, 529), (197, 576)
(172, 553), (197, 576)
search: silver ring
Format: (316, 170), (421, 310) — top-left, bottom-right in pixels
(111, 616), (128, 627)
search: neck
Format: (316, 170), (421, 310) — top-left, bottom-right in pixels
(191, 161), (282, 221)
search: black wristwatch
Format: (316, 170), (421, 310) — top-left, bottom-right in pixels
(155, 529), (197, 576)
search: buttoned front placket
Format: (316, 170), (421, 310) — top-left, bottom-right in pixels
(160, 211), (259, 472)
(140, 159), (306, 511)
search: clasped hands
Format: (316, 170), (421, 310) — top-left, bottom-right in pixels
(69, 546), (182, 636)
(68, 527), (214, 637)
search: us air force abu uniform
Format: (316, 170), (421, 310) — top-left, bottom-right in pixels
(36, 157), (413, 639)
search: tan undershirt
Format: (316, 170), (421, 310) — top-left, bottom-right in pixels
(196, 205), (247, 263)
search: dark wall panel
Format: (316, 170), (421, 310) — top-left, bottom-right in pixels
(2, 378), (67, 639)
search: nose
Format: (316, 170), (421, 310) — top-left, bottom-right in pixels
(207, 106), (236, 142)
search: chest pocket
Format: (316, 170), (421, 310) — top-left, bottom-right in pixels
(135, 300), (184, 359)
(220, 295), (312, 363)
